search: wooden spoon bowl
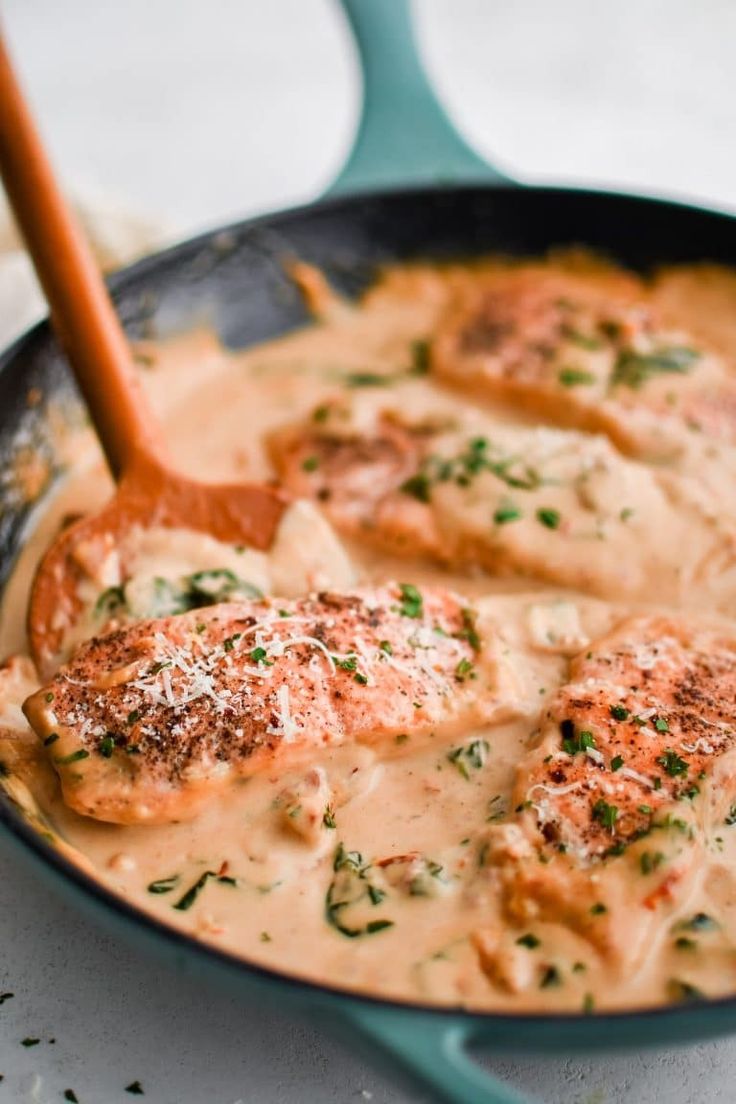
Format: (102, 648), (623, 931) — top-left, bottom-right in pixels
(28, 455), (288, 678)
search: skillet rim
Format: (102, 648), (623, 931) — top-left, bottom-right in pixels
(2, 179), (736, 1031)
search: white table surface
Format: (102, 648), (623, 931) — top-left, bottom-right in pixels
(2, 1), (736, 1100)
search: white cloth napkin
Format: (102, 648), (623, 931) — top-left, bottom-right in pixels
(0, 189), (167, 350)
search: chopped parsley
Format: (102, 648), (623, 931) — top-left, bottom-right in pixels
(493, 499), (522, 525)
(323, 806), (336, 830)
(147, 874), (181, 895)
(610, 704), (629, 721)
(592, 799), (618, 830)
(43, 733), (59, 747)
(400, 473), (431, 503)
(454, 657), (476, 682)
(536, 507), (561, 530)
(558, 367), (596, 387)
(98, 734), (116, 759)
(446, 739), (489, 780)
(325, 844), (394, 938)
(610, 755), (624, 772)
(667, 978), (704, 1004)
(674, 936), (697, 951)
(561, 723), (595, 755)
(21, 1038), (40, 1048)
(590, 902), (607, 915)
(725, 804), (736, 826)
(612, 346), (699, 390)
(656, 749), (688, 777)
(301, 455), (320, 472)
(54, 749), (89, 766)
(125, 1082), (145, 1096)
(654, 716), (670, 733)
(333, 655), (358, 672)
(397, 583), (423, 619)
(94, 584), (126, 618)
(250, 646), (273, 665)
(64, 1092), (79, 1103)
(344, 372), (390, 388)
(639, 851), (665, 875)
(410, 339), (430, 376)
(516, 933), (540, 949)
(539, 965), (561, 988)
(456, 607), (481, 652)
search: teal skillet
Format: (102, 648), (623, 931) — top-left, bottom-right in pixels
(2, 3), (736, 1100)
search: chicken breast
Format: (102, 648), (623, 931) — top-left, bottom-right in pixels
(23, 585), (508, 825)
(269, 400), (736, 611)
(431, 268), (736, 462)
(473, 615), (736, 982)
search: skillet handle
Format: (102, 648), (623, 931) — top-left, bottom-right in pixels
(327, 0), (511, 195)
(340, 1005), (538, 1104)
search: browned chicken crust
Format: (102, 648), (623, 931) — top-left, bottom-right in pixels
(24, 585), (500, 824)
(432, 268), (736, 461)
(473, 615), (736, 982)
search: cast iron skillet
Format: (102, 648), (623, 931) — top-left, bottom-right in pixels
(3, 3), (736, 1101)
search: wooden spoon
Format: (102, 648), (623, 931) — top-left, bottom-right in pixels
(0, 34), (289, 677)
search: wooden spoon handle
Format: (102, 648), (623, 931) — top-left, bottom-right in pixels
(0, 33), (165, 480)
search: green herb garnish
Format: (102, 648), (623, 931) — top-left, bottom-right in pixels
(656, 749), (688, 777)
(493, 499), (522, 525)
(558, 367), (596, 387)
(592, 799), (618, 830)
(400, 472), (432, 502)
(639, 851), (664, 875)
(454, 657), (476, 682)
(536, 507), (561, 530)
(325, 843), (394, 938)
(397, 583), (423, 619)
(147, 874), (181, 895)
(446, 739), (489, 780)
(98, 734), (116, 759)
(539, 965), (561, 989)
(54, 749), (89, 766)
(612, 346), (699, 390)
(667, 978), (704, 1004)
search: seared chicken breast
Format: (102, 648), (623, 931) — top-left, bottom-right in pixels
(431, 268), (736, 462)
(270, 401), (736, 610)
(24, 585), (506, 824)
(473, 615), (736, 982)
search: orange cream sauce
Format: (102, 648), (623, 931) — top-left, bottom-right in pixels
(3, 256), (736, 1013)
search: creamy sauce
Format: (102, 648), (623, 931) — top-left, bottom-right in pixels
(3, 255), (736, 1014)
